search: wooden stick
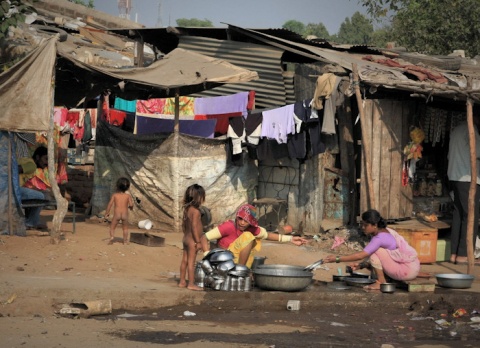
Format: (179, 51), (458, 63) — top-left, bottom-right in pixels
(352, 63), (375, 209)
(465, 77), (476, 274)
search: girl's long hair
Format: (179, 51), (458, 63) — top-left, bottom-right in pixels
(182, 184), (205, 226)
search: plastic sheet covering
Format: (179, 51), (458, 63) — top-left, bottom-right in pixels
(91, 121), (258, 232)
(0, 132), (27, 236)
(0, 37), (56, 132)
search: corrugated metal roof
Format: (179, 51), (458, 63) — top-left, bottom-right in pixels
(178, 36), (287, 108)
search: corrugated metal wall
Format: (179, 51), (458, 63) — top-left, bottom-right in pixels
(178, 36), (287, 109)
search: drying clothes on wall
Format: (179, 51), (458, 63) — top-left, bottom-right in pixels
(227, 117), (246, 155)
(194, 91), (249, 116)
(256, 138), (289, 161)
(196, 112), (243, 134)
(163, 96), (195, 116)
(245, 112), (263, 145)
(135, 113), (217, 138)
(288, 100), (309, 160)
(261, 104), (295, 144)
(114, 97), (137, 113)
(54, 107), (67, 127)
(312, 73), (336, 110)
(321, 75), (341, 135)
(136, 98), (166, 114)
(194, 92), (250, 135)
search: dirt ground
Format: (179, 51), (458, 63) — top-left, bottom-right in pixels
(1, 210), (480, 347)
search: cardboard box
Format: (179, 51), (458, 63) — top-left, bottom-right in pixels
(389, 220), (438, 264)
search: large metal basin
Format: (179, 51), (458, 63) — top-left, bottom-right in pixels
(436, 273), (474, 289)
(256, 264), (307, 272)
(253, 266), (313, 292)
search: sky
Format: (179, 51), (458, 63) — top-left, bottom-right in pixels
(93, 0), (369, 35)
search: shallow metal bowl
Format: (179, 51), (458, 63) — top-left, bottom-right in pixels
(435, 273), (474, 289)
(253, 267), (313, 292)
(209, 250), (234, 263)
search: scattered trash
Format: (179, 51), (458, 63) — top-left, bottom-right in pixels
(117, 312), (140, 318)
(183, 310), (196, 317)
(331, 236), (345, 250)
(331, 322), (349, 327)
(453, 308), (467, 318)
(470, 317), (480, 323)
(435, 319), (450, 328)
(3, 293), (17, 305)
(410, 316), (434, 321)
(57, 299), (112, 318)
(287, 300), (301, 311)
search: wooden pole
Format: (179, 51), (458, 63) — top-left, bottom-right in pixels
(7, 133), (13, 235)
(352, 63), (375, 209)
(174, 90), (180, 134)
(48, 51), (68, 244)
(465, 94), (476, 274)
(337, 95), (356, 224)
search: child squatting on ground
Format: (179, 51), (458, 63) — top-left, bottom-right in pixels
(105, 177), (134, 245)
(178, 184), (206, 291)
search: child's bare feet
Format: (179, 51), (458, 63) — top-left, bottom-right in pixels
(108, 238), (114, 245)
(123, 240), (130, 245)
(178, 282), (187, 288)
(187, 284), (204, 291)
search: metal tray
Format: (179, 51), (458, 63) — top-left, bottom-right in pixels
(344, 277), (376, 287)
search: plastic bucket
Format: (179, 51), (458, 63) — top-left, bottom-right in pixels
(138, 219), (152, 230)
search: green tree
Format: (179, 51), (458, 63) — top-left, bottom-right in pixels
(359, 0), (480, 56)
(336, 11), (374, 45)
(370, 25), (395, 48)
(0, 0), (37, 40)
(304, 23), (330, 40)
(176, 18), (213, 27)
(393, 0), (480, 56)
(282, 20), (305, 35)
(68, 0), (94, 7)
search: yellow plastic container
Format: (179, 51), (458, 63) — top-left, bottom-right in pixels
(436, 239), (451, 262)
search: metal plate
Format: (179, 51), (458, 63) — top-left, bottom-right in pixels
(344, 277), (376, 287)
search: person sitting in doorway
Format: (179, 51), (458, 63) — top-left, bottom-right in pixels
(199, 203), (307, 268)
(18, 146), (51, 230)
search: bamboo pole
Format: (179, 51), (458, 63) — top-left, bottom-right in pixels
(352, 63), (375, 209)
(465, 92), (476, 274)
(8, 133), (13, 235)
(48, 51), (68, 244)
(174, 90), (180, 134)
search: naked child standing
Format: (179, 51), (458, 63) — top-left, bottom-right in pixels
(105, 177), (134, 245)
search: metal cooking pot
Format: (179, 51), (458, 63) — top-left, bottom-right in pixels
(251, 256), (267, 269)
(380, 283), (396, 293)
(209, 250), (234, 263)
(253, 267), (313, 292)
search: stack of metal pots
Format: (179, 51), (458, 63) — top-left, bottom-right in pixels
(194, 248), (252, 291)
